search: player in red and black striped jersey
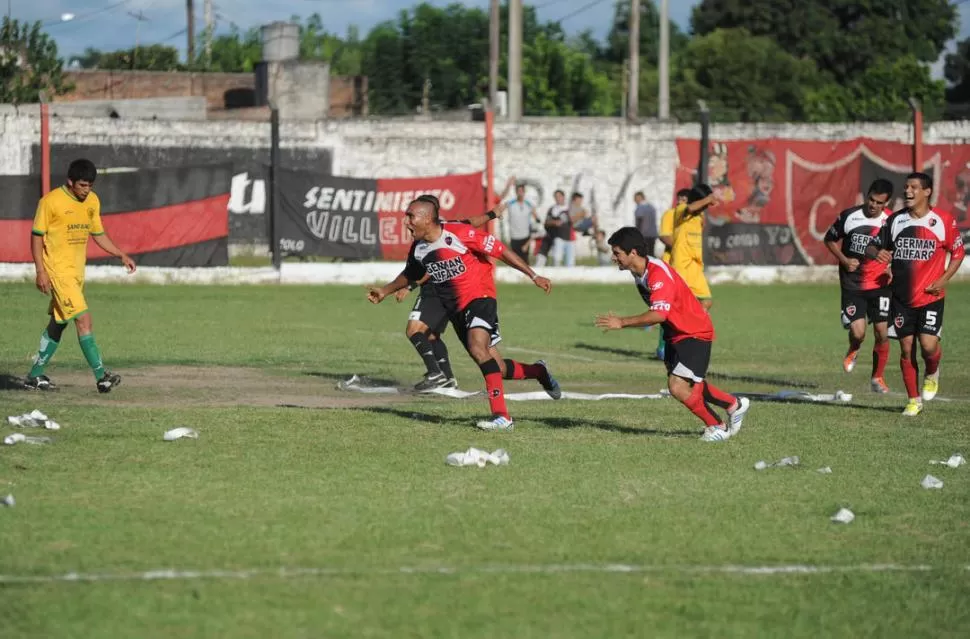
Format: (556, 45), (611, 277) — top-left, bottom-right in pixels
(869, 172), (966, 416)
(823, 179), (894, 393)
(368, 195), (561, 431)
(594, 227), (750, 442)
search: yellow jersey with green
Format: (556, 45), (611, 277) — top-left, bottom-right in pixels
(671, 202), (705, 270)
(659, 207), (676, 264)
(32, 186), (104, 275)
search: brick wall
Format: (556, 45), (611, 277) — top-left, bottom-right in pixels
(58, 70), (367, 118)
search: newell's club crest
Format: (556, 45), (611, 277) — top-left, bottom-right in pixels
(846, 305), (856, 317)
(894, 315), (905, 329)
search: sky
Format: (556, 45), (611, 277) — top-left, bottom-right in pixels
(12, 0), (970, 77)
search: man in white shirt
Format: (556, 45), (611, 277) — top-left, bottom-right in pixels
(507, 182), (540, 262)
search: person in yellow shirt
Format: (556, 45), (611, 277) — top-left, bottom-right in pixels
(671, 185), (715, 312)
(654, 188), (691, 359)
(24, 159), (136, 393)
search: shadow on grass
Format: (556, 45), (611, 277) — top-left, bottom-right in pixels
(0, 373), (28, 391)
(303, 371), (401, 387)
(574, 342), (648, 359)
(708, 372), (820, 390)
(740, 393), (901, 414)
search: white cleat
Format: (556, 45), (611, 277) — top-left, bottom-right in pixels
(728, 397), (750, 436)
(475, 416), (514, 432)
(700, 425), (731, 442)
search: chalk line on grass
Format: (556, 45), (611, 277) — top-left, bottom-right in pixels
(0, 562), (959, 585)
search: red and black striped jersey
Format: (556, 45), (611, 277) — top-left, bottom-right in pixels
(635, 257), (715, 343)
(824, 206), (891, 292)
(403, 223), (505, 313)
(873, 208), (965, 308)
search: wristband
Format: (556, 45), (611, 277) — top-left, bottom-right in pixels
(487, 211), (497, 220)
(407, 282), (417, 291)
(530, 273), (538, 282)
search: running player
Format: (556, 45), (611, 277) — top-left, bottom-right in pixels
(654, 187), (692, 359)
(823, 179), (894, 392)
(24, 159), (135, 392)
(393, 200), (508, 392)
(870, 172), (965, 416)
(671, 185), (715, 312)
(595, 227), (750, 442)
(368, 195), (561, 431)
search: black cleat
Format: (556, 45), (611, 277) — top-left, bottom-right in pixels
(442, 377), (459, 389)
(96, 371), (122, 394)
(23, 375), (57, 391)
(414, 373), (448, 392)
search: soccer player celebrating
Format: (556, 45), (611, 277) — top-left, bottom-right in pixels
(823, 179), (894, 392)
(671, 185), (716, 313)
(595, 227), (749, 442)
(24, 159), (135, 393)
(870, 173), (965, 416)
(654, 187), (692, 360)
(392, 199), (509, 392)
(368, 195), (561, 431)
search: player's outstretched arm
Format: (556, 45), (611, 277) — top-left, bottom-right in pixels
(30, 234), (50, 294)
(497, 245), (552, 293)
(92, 234), (136, 273)
(460, 200), (508, 229)
(595, 310), (666, 331)
(368, 271), (411, 304)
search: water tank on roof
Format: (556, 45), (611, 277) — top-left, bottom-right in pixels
(261, 22), (299, 62)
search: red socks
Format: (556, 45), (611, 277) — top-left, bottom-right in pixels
(872, 342), (890, 379)
(503, 359), (543, 381)
(923, 347), (941, 376)
(480, 360), (509, 419)
(702, 381), (737, 411)
(900, 355), (919, 399)
(682, 384), (723, 427)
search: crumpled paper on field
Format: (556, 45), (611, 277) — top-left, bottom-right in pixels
(3, 433), (52, 445)
(929, 454), (965, 468)
(7, 410), (60, 430)
(446, 447), (509, 467)
(163, 427), (199, 442)
(754, 456), (800, 470)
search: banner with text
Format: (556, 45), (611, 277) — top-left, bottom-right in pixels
(276, 170), (485, 260)
(675, 138), (970, 265)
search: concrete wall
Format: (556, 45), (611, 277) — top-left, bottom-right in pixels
(3, 112), (970, 248)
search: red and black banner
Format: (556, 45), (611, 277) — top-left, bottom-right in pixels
(277, 169), (486, 260)
(676, 138), (970, 265)
(0, 165), (231, 267)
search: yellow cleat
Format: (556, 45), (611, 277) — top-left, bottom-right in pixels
(922, 373), (940, 402)
(902, 399), (923, 417)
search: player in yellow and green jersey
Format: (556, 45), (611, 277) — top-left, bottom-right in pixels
(24, 159), (136, 393)
(671, 185), (715, 312)
(655, 188), (691, 359)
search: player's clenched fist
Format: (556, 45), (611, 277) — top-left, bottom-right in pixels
(533, 275), (552, 293)
(367, 287), (387, 304)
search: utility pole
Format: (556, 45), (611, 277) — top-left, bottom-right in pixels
(128, 11), (149, 70)
(489, 0), (499, 113)
(659, 0), (670, 119)
(508, 0), (522, 121)
(186, 0), (195, 65)
(627, 0), (639, 121)
(204, 0), (212, 68)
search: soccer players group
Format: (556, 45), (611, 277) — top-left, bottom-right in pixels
(22, 162), (965, 438)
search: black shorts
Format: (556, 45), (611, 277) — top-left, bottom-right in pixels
(509, 237), (531, 262)
(451, 297), (502, 348)
(664, 338), (712, 383)
(841, 288), (890, 328)
(888, 298), (945, 339)
(408, 289), (449, 335)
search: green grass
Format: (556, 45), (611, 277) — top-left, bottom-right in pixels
(1, 281), (970, 638)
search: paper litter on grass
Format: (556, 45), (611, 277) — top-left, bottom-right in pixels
(921, 474), (944, 490)
(7, 410), (60, 430)
(831, 508), (855, 524)
(816, 467), (833, 474)
(929, 454), (965, 468)
(2, 495), (14, 507)
(754, 456), (800, 470)
(446, 447), (509, 468)
(163, 427), (199, 442)
(3, 433), (52, 445)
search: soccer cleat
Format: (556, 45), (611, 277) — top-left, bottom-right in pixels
(442, 378), (459, 389)
(700, 425), (731, 442)
(535, 360), (562, 400)
(414, 372), (448, 392)
(902, 398), (923, 417)
(23, 375), (56, 391)
(870, 377), (890, 394)
(727, 397), (750, 436)
(96, 371), (122, 394)
(475, 415), (514, 432)
(843, 349), (859, 373)
(922, 373), (940, 402)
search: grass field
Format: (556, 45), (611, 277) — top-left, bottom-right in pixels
(1, 279), (970, 638)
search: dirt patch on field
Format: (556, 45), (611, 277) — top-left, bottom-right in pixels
(0, 366), (415, 410)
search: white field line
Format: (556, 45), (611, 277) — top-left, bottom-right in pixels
(0, 563), (962, 585)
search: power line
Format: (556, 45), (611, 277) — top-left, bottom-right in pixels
(42, 0), (132, 27)
(552, 0), (610, 24)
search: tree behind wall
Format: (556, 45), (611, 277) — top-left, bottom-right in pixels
(0, 17), (71, 104)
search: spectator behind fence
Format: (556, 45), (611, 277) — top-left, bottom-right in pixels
(536, 189), (570, 267)
(506, 180), (540, 262)
(570, 192), (597, 237)
(593, 229), (612, 266)
(634, 191), (659, 257)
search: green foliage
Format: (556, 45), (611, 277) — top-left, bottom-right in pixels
(0, 17), (70, 104)
(89, 45), (182, 71)
(604, 0), (688, 66)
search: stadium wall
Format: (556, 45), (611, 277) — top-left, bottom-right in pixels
(1, 112), (968, 256)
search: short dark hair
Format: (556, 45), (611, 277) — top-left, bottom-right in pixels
(68, 159), (97, 183)
(410, 194), (441, 221)
(867, 179), (894, 200)
(554, 189), (565, 197)
(515, 183), (526, 190)
(607, 226), (647, 257)
(571, 192), (583, 200)
(687, 184), (712, 204)
(907, 172), (933, 191)
(634, 191), (645, 198)
(676, 188), (692, 199)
